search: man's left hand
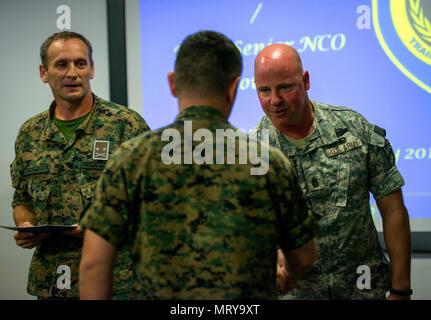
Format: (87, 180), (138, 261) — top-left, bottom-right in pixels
(63, 224), (84, 238)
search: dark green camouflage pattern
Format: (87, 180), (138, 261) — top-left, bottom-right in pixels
(10, 95), (150, 298)
(252, 101), (405, 299)
(81, 106), (317, 299)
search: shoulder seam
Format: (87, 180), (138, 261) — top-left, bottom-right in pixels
(19, 110), (49, 131)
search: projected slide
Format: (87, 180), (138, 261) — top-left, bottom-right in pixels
(138, 0), (431, 219)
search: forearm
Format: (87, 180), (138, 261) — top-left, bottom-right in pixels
(382, 206), (411, 290)
(13, 205), (37, 226)
(284, 239), (317, 279)
(285, 258), (313, 279)
(79, 229), (117, 299)
(79, 260), (113, 299)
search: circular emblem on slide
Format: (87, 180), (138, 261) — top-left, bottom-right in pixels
(373, 0), (431, 93)
(394, 0), (431, 64)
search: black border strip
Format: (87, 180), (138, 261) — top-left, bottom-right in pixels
(107, 0), (128, 107)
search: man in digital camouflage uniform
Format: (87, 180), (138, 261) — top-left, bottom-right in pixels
(251, 44), (412, 300)
(79, 30), (318, 299)
(10, 31), (150, 299)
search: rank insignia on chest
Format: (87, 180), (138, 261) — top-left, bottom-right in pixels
(92, 140), (110, 160)
(326, 139), (363, 157)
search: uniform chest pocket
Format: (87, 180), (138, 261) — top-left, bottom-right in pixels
(302, 149), (350, 214)
(26, 178), (51, 224)
(80, 161), (106, 183)
(324, 137), (363, 208)
(302, 161), (326, 216)
(80, 180), (98, 214)
(334, 156), (349, 207)
(305, 179), (326, 217)
(28, 183), (51, 201)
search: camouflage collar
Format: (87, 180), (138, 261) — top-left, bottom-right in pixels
(312, 101), (340, 146)
(270, 101), (340, 156)
(41, 93), (99, 143)
(175, 105), (227, 123)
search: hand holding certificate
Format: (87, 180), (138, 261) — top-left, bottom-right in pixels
(2, 222), (77, 249)
(7, 222), (51, 249)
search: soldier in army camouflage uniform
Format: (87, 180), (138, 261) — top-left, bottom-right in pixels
(10, 31), (150, 299)
(252, 44), (412, 300)
(79, 31), (318, 299)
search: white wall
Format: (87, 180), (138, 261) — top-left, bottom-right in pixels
(0, 0), (109, 299)
(125, 0), (143, 116)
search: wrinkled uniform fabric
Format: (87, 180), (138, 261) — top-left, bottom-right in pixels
(252, 101), (404, 299)
(10, 95), (150, 298)
(81, 106), (318, 299)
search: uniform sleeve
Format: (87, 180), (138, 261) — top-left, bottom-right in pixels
(268, 148), (318, 251)
(367, 124), (405, 201)
(10, 130), (32, 208)
(122, 110), (151, 141)
(80, 145), (133, 249)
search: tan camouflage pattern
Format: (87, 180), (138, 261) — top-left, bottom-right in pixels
(252, 101), (405, 299)
(10, 94), (150, 298)
(81, 106), (317, 299)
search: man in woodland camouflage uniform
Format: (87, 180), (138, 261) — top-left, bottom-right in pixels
(10, 31), (149, 299)
(252, 44), (412, 300)
(79, 31), (318, 299)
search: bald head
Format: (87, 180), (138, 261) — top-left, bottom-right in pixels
(253, 44), (312, 135)
(255, 44), (303, 77)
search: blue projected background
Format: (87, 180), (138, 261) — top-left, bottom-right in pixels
(137, 0), (431, 220)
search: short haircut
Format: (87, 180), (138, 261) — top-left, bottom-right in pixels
(174, 30), (243, 97)
(40, 31), (93, 69)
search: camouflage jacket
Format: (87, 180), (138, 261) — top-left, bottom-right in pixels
(10, 94), (150, 298)
(252, 101), (405, 299)
(81, 106), (317, 299)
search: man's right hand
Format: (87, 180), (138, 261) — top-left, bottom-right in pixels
(276, 249), (298, 295)
(13, 222), (49, 249)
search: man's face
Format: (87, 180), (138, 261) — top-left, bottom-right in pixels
(40, 38), (94, 104)
(254, 57), (309, 130)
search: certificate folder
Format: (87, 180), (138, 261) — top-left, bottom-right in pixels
(0, 224), (77, 233)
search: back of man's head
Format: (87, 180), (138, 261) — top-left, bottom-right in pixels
(174, 31), (242, 99)
(40, 31), (93, 69)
